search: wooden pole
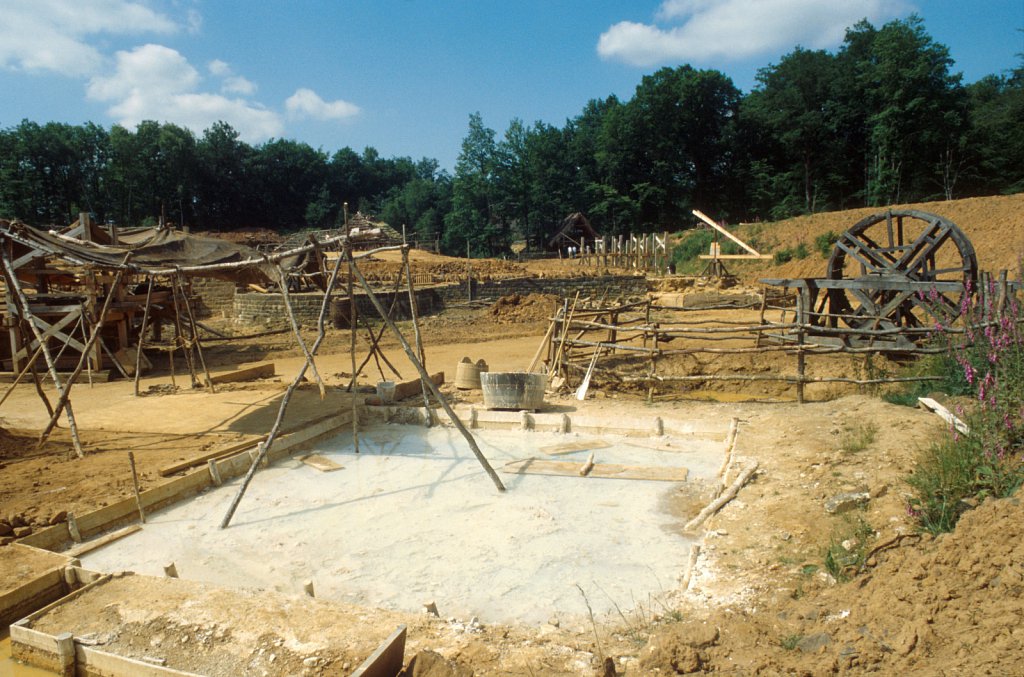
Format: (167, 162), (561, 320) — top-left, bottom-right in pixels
(169, 273), (197, 387)
(346, 266), (408, 390)
(349, 259), (505, 492)
(277, 264), (327, 399)
(550, 291), (580, 384)
(0, 342), (45, 408)
(133, 276), (154, 397)
(176, 275), (215, 392)
(346, 247), (359, 454)
(403, 247), (432, 420)
(220, 248), (346, 529)
(128, 451), (145, 523)
(28, 348), (54, 419)
(0, 247), (85, 457)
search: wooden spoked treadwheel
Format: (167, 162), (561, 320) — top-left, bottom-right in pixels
(824, 209), (978, 330)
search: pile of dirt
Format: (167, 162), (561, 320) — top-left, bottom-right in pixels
(360, 250), (527, 283)
(728, 192), (1024, 284)
(488, 293), (560, 324)
(0, 426), (33, 460)
(648, 492), (1024, 674)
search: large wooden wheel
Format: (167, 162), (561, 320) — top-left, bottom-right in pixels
(825, 209), (978, 330)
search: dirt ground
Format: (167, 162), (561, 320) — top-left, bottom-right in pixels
(2, 193), (1023, 675)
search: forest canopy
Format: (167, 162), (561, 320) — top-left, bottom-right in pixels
(1, 16), (1021, 256)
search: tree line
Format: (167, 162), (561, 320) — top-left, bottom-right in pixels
(0, 16), (1020, 256)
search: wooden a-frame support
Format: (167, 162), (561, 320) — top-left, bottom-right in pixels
(219, 243), (505, 528)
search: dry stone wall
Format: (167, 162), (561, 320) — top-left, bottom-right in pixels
(227, 275), (647, 327)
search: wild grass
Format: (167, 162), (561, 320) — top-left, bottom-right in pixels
(823, 516), (874, 582)
(840, 422), (878, 453)
(902, 281), (1024, 533)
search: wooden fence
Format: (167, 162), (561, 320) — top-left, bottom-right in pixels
(539, 295), (1005, 403)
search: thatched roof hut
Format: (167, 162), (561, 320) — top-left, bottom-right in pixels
(546, 212), (598, 251)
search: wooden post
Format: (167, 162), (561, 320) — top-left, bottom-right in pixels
(466, 241), (472, 302)
(796, 323), (806, 405)
(134, 276), (154, 396)
(55, 632), (75, 676)
(349, 259), (506, 492)
(128, 451), (145, 523)
(0, 248), (85, 458)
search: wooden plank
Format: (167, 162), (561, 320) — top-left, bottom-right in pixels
(918, 397), (970, 434)
(351, 625), (407, 677)
(537, 440), (611, 456)
(299, 454), (344, 472)
(78, 645), (203, 676)
(65, 524), (142, 558)
(392, 371), (443, 401)
(208, 362), (275, 385)
(159, 437), (265, 477)
(501, 458), (688, 481)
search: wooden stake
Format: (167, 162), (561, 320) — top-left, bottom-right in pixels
(350, 258), (505, 492)
(0, 247), (84, 457)
(128, 451), (146, 523)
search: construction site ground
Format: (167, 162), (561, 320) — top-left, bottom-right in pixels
(2, 193), (1023, 675)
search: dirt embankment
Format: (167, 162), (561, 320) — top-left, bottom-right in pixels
(725, 192), (1024, 283)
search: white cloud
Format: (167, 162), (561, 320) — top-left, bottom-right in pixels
(88, 44), (283, 142)
(285, 88), (361, 121)
(0, 0), (177, 76)
(598, 0), (912, 66)
(208, 59), (231, 77)
(207, 59), (257, 95)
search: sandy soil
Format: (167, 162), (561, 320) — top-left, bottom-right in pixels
(2, 193), (1023, 675)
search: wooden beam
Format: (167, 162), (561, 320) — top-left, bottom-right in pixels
(692, 209), (762, 256)
(208, 362), (276, 385)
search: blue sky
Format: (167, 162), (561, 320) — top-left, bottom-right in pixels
(1, 1), (1021, 171)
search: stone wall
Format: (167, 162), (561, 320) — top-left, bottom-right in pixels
(437, 274), (648, 304)
(191, 277), (239, 319)
(227, 275), (647, 327)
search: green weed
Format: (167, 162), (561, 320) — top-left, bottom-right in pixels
(823, 516), (874, 582)
(840, 423), (878, 453)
